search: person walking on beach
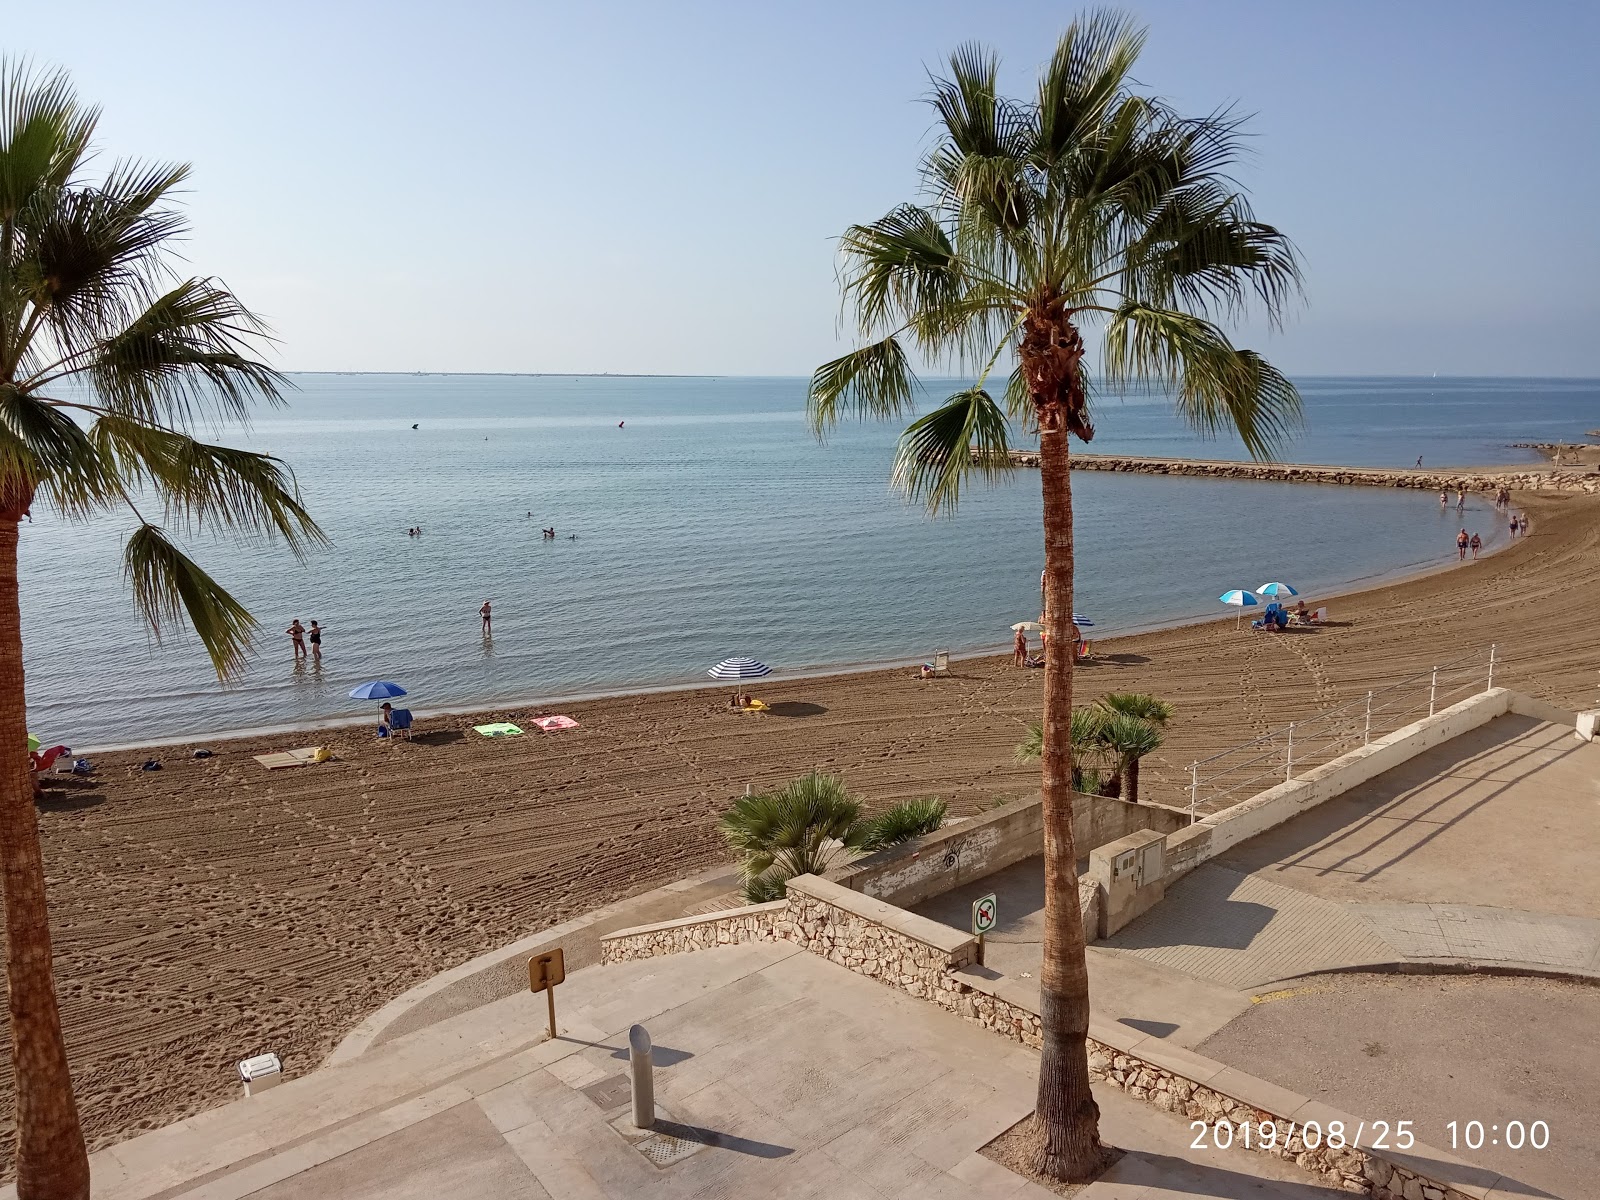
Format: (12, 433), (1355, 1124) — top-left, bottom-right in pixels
(1456, 529), (1469, 561)
(1456, 490), (1465, 511)
(1014, 627), (1028, 667)
(480, 600), (492, 635)
(1469, 532), (1482, 559)
(1509, 512), (1519, 538)
(1518, 513), (1529, 536)
(308, 620), (323, 661)
(286, 619), (307, 658)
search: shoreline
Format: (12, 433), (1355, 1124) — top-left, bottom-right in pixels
(77, 493), (1519, 756)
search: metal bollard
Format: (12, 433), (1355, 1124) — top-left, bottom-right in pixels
(628, 1024), (654, 1130)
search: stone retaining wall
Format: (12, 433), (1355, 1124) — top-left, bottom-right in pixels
(599, 900), (786, 962)
(982, 449), (1600, 494)
(781, 875), (977, 1002)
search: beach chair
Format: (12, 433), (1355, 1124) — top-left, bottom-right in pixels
(933, 650), (950, 676)
(387, 708), (414, 740)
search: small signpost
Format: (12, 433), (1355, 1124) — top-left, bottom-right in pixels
(528, 948), (566, 1038)
(972, 892), (998, 965)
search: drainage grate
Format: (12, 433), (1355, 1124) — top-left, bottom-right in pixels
(579, 1075), (632, 1112)
(635, 1129), (707, 1167)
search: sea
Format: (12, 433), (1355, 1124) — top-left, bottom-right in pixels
(20, 375), (1597, 747)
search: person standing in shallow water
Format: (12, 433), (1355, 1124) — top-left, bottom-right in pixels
(480, 600), (492, 635)
(308, 621), (323, 661)
(1456, 529), (1469, 561)
(286, 619), (307, 659)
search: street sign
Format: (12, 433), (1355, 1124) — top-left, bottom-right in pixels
(528, 948), (566, 1038)
(972, 893), (998, 935)
(528, 949), (566, 992)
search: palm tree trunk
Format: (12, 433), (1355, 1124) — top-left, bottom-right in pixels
(0, 512), (90, 1200)
(1126, 756), (1142, 805)
(1031, 402), (1103, 1179)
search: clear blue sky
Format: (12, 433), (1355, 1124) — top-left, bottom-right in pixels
(13, 1), (1599, 376)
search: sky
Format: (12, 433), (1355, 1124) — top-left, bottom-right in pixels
(11, 1), (1600, 377)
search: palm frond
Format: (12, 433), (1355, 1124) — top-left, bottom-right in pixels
(122, 523), (256, 678)
(889, 386), (1011, 514)
(858, 798), (947, 852)
(0, 60), (97, 215)
(0, 387), (115, 516)
(93, 416), (325, 553)
(1103, 303), (1300, 458)
(86, 279), (286, 425)
(1094, 692), (1173, 726)
(1034, 11), (1146, 162)
(807, 337), (915, 437)
(838, 204), (964, 336)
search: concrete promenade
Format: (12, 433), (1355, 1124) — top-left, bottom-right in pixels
(33, 942), (1351, 1200)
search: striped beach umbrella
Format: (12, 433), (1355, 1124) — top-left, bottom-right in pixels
(1071, 614), (1094, 627)
(707, 657), (771, 681)
(1256, 582), (1299, 598)
(1219, 589), (1259, 628)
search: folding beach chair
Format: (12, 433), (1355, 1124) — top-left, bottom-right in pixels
(387, 708), (414, 740)
(932, 650), (950, 676)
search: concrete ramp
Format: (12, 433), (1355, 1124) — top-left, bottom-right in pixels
(1099, 865), (1398, 990)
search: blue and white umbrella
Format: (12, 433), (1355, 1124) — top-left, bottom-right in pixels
(1256, 581), (1299, 598)
(707, 657), (771, 681)
(349, 680), (408, 700)
(1219, 589), (1259, 628)
(1071, 614), (1094, 628)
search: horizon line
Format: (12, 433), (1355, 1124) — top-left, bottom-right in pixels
(277, 370), (1600, 383)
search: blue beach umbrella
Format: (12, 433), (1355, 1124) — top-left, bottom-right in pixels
(349, 680), (408, 700)
(1256, 582), (1299, 598)
(708, 657), (771, 681)
(1071, 614), (1094, 628)
(1219, 589), (1259, 628)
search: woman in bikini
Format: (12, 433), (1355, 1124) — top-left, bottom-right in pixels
(286, 619), (307, 659)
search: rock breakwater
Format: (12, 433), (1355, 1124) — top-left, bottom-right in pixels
(976, 450), (1600, 494)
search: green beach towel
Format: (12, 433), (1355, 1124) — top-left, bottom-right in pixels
(473, 722), (523, 738)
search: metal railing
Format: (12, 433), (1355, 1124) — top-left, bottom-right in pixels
(1185, 644), (1498, 821)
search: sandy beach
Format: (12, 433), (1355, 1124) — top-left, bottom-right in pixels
(4, 488), (1598, 1173)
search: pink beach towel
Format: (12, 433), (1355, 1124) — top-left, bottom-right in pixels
(532, 715), (579, 732)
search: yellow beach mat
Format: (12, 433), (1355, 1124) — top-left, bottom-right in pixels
(742, 699), (770, 714)
(253, 746), (325, 770)
(474, 723), (523, 738)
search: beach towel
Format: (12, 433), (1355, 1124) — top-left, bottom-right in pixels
(252, 747), (324, 770)
(531, 715), (579, 732)
(474, 723), (523, 738)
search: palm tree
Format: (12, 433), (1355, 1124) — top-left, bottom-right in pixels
(1095, 712), (1164, 804)
(0, 65), (322, 1198)
(720, 773), (946, 901)
(1094, 694), (1173, 803)
(806, 13), (1299, 1179)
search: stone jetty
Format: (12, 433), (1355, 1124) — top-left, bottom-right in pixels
(975, 450), (1600, 494)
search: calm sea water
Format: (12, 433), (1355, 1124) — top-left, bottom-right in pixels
(19, 375), (1596, 746)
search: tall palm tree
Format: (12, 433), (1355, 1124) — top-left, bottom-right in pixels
(720, 772), (946, 901)
(807, 13), (1299, 1179)
(1094, 694), (1173, 802)
(0, 65), (322, 1199)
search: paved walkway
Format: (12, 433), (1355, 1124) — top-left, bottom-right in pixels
(41, 943), (1348, 1200)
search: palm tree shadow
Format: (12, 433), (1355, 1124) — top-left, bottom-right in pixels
(412, 730), (464, 747)
(36, 792), (105, 813)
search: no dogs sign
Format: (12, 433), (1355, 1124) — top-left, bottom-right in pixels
(972, 893), (998, 935)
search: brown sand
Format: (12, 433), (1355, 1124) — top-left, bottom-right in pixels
(3, 491), (1598, 1172)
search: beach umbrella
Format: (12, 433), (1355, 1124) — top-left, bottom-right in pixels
(707, 657), (771, 681)
(1256, 582), (1299, 598)
(1071, 614), (1094, 628)
(1010, 621), (1044, 632)
(1219, 589), (1259, 628)
(349, 680), (408, 700)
